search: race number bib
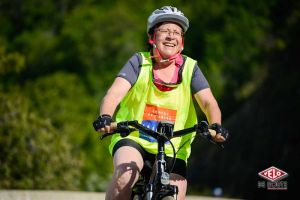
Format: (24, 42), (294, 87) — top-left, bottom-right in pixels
(140, 104), (177, 142)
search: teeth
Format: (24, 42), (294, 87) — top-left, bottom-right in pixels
(164, 43), (175, 47)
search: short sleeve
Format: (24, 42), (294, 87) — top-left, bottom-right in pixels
(117, 53), (142, 86)
(191, 63), (210, 94)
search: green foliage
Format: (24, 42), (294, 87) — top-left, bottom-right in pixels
(0, 92), (81, 189)
(184, 0), (273, 114)
(0, 47), (25, 75)
(60, 2), (146, 76)
(0, 0), (298, 198)
(14, 29), (59, 73)
(23, 72), (113, 191)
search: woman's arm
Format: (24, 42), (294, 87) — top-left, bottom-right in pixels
(194, 88), (225, 142)
(100, 77), (132, 116)
(97, 77), (132, 133)
(194, 88), (221, 124)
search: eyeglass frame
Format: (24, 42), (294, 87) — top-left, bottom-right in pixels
(155, 28), (184, 38)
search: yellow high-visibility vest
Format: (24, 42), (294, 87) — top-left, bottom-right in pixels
(109, 52), (198, 162)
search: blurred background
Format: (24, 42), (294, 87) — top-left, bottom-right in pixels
(0, 0), (299, 199)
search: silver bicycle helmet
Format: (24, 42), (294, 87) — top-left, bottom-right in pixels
(147, 6), (189, 33)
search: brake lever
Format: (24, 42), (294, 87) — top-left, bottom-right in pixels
(119, 127), (136, 137)
(197, 121), (225, 149)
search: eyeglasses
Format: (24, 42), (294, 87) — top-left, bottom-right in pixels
(156, 28), (183, 38)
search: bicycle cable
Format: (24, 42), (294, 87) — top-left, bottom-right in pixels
(169, 135), (197, 174)
(160, 134), (176, 173)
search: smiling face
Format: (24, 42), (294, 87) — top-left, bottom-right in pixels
(152, 22), (183, 59)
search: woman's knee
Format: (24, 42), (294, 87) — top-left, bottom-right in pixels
(170, 173), (187, 200)
(112, 146), (144, 189)
(113, 161), (141, 189)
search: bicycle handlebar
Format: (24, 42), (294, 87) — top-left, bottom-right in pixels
(101, 120), (216, 141)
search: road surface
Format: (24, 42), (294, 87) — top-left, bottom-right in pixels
(0, 190), (239, 200)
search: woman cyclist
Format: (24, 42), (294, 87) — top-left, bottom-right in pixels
(94, 6), (228, 200)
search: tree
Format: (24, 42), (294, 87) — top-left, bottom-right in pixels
(187, 0), (299, 198)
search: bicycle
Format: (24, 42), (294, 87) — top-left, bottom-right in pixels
(95, 119), (227, 200)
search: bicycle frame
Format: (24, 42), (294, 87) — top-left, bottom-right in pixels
(144, 121), (179, 200)
(100, 120), (218, 200)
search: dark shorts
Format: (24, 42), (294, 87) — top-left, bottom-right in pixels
(112, 138), (187, 179)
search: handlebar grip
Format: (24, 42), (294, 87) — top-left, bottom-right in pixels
(208, 128), (217, 137)
(111, 122), (118, 129)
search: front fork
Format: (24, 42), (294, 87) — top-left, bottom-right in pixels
(146, 142), (178, 199)
(146, 121), (178, 200)
(146, 183), (178, 200)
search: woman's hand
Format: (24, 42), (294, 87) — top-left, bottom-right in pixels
(93, 114), (114, 134)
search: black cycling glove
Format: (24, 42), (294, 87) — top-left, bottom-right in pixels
(210, 123), (229, 140)
(93, 114), (113, 131)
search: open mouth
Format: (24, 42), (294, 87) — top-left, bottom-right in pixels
(163, 42), (176, 47)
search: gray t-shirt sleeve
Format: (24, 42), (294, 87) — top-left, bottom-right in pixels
(191, 63), (210, 94)
(117, 53), (141, 86)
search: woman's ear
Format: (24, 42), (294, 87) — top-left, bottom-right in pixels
(148, 33), (153, 40)
(148, 34), (155, 45)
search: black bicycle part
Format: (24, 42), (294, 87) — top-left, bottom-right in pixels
(99, 120), (226, 200)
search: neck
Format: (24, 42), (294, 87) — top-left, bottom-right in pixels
(151, 48), (179, 65)
(154, 59), (175, 69)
